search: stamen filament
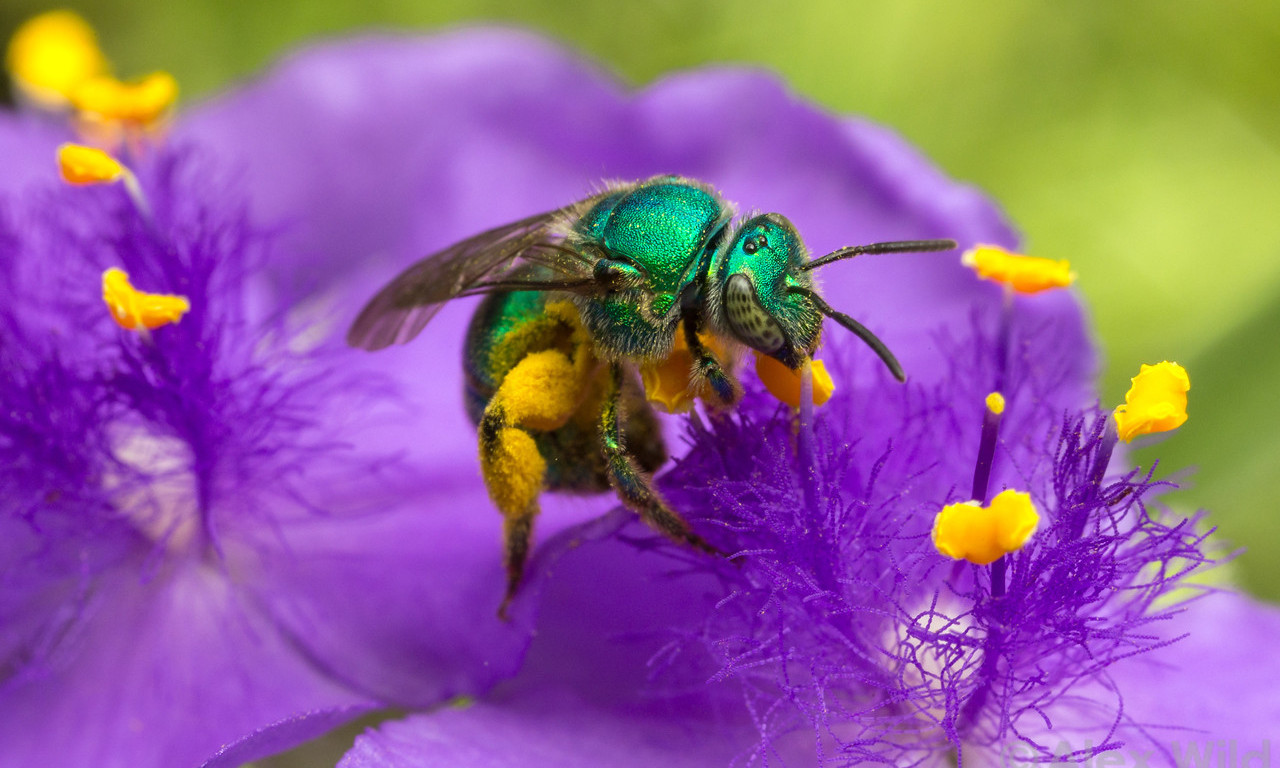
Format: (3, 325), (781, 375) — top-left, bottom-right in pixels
(796, 358), (819, 514)
(994, 285), (1014, 392)
(121, 172), (153, 221)
(1065, 414), (1120, 541)
(971, 391), (1004, 504)
(990, 555), (1007, 598)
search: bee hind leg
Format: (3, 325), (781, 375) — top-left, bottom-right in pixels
(599, 362), (722, 557)
(480, 407), (543, 620)
(480, 348), (592, 619)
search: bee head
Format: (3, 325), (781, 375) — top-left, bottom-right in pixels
(715, 217), (955, 381)
(715, 214), (821, 369)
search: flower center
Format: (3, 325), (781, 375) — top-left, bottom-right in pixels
(104, 429), (202, 553)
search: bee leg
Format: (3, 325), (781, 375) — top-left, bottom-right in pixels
(599, 362), (722, 557)
(480, 406), (543, 620)
(683, 315), (740, 408)
(481, 348), (593, 618)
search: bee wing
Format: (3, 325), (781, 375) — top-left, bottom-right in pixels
(347, 205), (594, 350)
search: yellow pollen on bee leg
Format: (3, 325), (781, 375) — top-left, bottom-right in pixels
(932, 489), (1039, 566)
(961, 244), (1074, 294)
(72, 71), (178, 125)
(755, 353), (834, 408)
(102, 268), (190, 330)
(480, 428), (546, 517)
(57, 143), (125, 185)
(495, 349), (585, 432)
(1113, 361), (1189, 442)
(5, 10), (108, 108)
(985, 391), (1005, 415)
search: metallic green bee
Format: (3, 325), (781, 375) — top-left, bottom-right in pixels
(348, 176), (954, 615)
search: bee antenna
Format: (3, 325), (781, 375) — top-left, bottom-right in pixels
(801, 239), (957, 272)
(788, 286), (906, 382)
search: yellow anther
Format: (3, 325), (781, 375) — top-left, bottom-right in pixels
(755, 353), (834, 408)
(961, 244), (1074, 294)
(72, 71), (178, 124)
(932, 489), (1039, 566)
(1113, 361), (1189, 442)
(985, 391), (1005, 416)
(102, 268), (190, 330)
(58, 143), (125, 185)
(5, 10), (108, 107)
(640, 332), (732, 413)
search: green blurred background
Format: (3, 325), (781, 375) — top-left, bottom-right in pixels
(3, 2), (1275, 587)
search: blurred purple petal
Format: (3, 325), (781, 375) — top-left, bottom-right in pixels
(0, 561), (375, 767)
(338, 689), (755, 768)
(201, 705), (376, 768)
(339, 513), (796, 768)
(0, 115), (64, 194)
(180, 31), (619, 290)
(244, 478), (612, 707)
(1078, 593), (1280, 767)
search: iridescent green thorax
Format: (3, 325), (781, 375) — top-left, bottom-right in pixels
(569, 177), (731, 361)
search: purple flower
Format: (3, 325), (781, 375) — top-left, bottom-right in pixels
(6, 27), (1277, 768)
(172, 30), (1280, 767)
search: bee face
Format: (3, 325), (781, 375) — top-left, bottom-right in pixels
(715, 214), (821, 368)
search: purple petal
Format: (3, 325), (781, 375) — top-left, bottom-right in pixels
(243, 475), (614, 708)
(337, 689), (761, 768)
(0, 561), (375, 768)
(0, 114), (64, 195)
(1095, 593), (1280, 766)
(337, 513), (819, 768)
(179, 31), (620, 287)
(200, 705), (376, 768)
